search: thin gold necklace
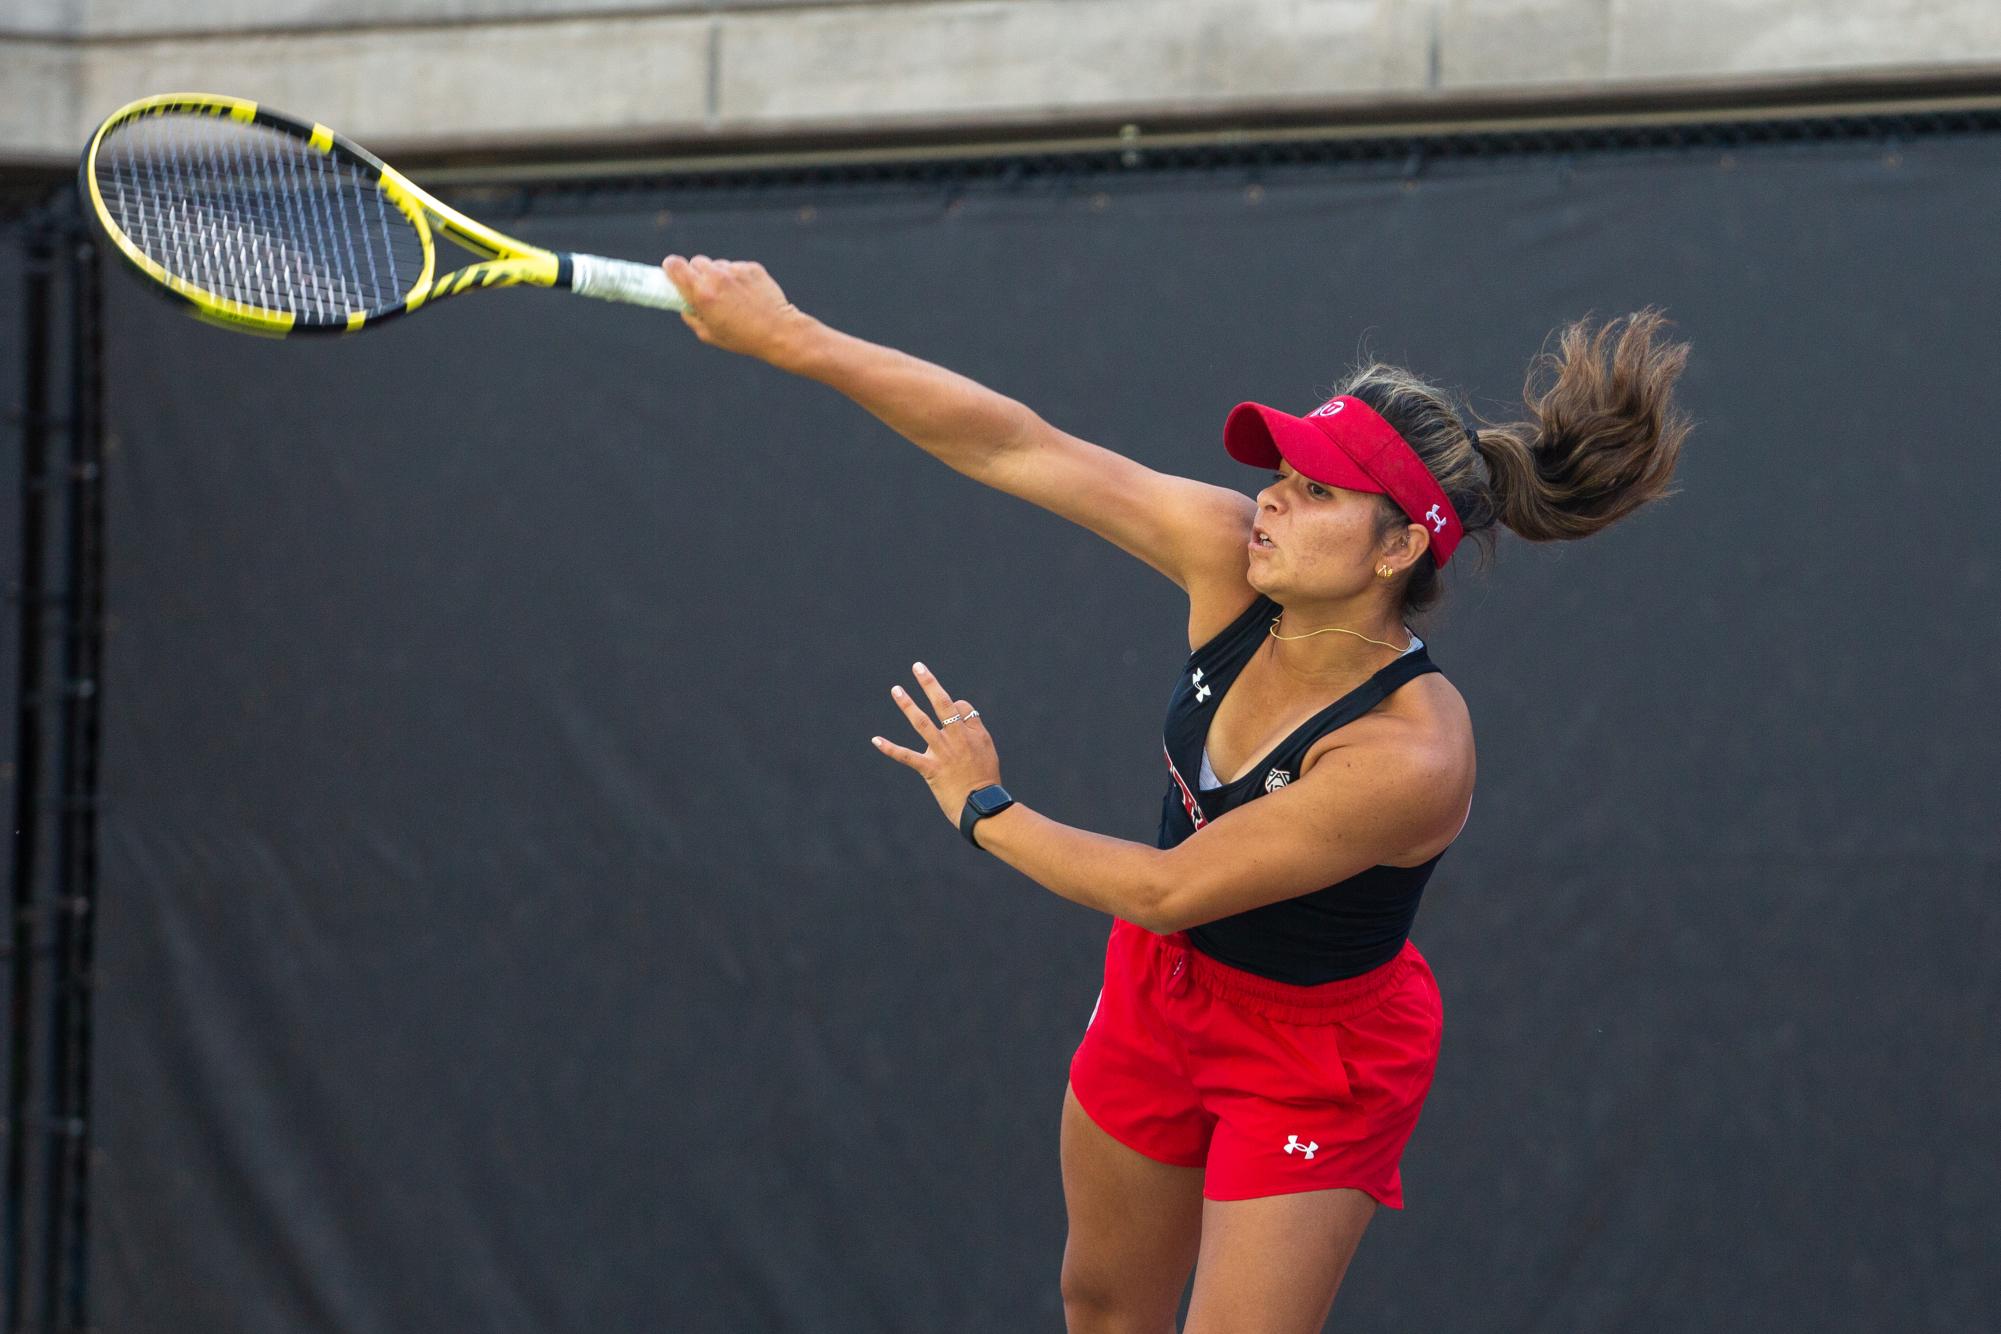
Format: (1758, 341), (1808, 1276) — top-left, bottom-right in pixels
(1268, 614), (1411, 652)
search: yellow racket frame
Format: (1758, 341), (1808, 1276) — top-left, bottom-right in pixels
(82, 93), (564, 337)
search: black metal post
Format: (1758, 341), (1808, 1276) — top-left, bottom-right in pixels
(39, 224), (104, 1334)
(5, 210), (57, 1334)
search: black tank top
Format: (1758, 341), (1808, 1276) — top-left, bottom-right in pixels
(1158, 594), (1447, 985)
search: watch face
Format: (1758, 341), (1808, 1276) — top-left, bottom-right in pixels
(970, 786), (1012, 816)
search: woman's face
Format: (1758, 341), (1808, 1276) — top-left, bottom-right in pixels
(1247, 462), (1394, 601)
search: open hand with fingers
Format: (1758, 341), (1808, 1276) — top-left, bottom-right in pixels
(871, 662), (1004, 830)
(659, 254), (812, 363)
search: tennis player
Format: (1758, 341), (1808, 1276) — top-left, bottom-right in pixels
(662, 254), (1689, 1332)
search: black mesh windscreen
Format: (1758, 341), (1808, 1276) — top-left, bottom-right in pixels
(73, 127), (2001, 1332)
(0, 218), (23, 803)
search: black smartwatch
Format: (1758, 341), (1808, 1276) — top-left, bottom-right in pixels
(959, 784), (1016, 848)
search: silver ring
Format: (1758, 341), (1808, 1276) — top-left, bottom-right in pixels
(939, 713), (964, 726)
(963, 709), (981, 721)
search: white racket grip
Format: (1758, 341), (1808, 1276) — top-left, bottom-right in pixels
(565, 253), (688, 312)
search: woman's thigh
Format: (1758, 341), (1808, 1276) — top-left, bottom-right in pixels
(1059, 1084), (1206, 1332)
(1182, 1188), (1376, 1334)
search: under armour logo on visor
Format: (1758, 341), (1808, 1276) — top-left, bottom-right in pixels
(1284, 1135), (1319, 1160)
(1425, 503), (1447, 533)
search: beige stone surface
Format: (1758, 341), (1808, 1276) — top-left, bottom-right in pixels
(73, 0), (702, 37)
(0, 41), (80, 156)
(1440, 0), (1613, 88)
(5, 0), (2001, 165)
(4, 0), (76, 36)
(67, 0), (914, 37)
(71, 14), (710, 153)
(715, 0), (1434, 127)
(1610, 0), (2001, 80)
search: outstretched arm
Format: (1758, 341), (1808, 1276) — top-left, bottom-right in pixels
(662, 255), (1254, 599)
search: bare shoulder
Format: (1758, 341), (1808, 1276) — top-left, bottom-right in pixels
(1399, 671), (1473, 749)
(1176, 488), (1260, 648)
(1176, 481), (1257, 563)
(1300, 671), (1476, 863)
(1342, 672), (1475, 776)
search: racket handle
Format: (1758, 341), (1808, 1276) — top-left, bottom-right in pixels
(564, 253), (688, 312)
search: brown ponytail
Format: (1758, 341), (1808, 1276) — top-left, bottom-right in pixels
(1336, 307), (1693, 615)
(1474, 308), (1692, 543)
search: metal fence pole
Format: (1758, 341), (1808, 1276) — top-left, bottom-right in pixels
(5, 207), (58, 1334)
(38, 220), (104, 1334)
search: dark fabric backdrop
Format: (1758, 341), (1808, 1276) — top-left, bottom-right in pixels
(2, 220), (22, 822)
(36, 129), (2001, 1331)
(2, 216), (34, 1251)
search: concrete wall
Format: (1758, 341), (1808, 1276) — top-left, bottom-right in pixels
(7, 0), (2001, 167)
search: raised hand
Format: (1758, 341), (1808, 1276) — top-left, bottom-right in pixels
(871, 662), (1003, 828)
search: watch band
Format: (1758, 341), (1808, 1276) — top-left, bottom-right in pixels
(959, 784), (1015, 848)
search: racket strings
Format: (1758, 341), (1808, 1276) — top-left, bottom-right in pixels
(94, 113), (426, 321)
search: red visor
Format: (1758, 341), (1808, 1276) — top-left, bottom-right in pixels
(1223, 395), (1464, 568)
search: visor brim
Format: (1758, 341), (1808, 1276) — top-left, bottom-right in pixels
(1222, 403), (1385, 495)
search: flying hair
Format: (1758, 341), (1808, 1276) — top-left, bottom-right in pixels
(1337, 308), (1694, 615)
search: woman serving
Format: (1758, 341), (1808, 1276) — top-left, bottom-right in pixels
(661, 254), (1690, 1333)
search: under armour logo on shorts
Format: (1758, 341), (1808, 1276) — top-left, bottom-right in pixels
(1284, 1135), (1319, 1160)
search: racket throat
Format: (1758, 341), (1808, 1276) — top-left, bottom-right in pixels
(410, 253), (564, 309)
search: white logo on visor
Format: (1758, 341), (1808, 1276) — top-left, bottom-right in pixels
(1425, 503), (1447, 533)
(1307, 399), (1346, 418)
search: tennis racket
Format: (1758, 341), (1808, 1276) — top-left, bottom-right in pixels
(80, 92), (688, 337)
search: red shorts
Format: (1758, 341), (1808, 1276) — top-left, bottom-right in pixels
(1068, 919), (1443, 1206)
